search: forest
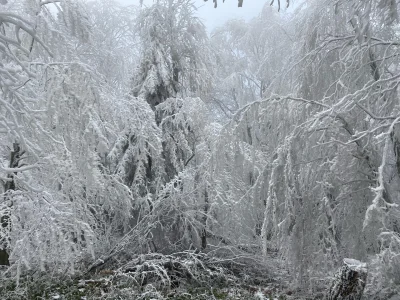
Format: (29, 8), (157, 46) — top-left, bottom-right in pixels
(1, 0), (400, 299)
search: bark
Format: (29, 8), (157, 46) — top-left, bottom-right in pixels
(201, 188), (209, 250)
(0, 143), (22, 265)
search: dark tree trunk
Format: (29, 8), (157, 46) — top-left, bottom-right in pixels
(326, 259), (367, 300)
(201, 188), (209, 250)
(1, 143), (22, 266)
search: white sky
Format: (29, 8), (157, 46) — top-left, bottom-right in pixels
(118, 0), (268, 31)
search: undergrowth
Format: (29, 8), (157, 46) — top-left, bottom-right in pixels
(0, 251), (292, 300)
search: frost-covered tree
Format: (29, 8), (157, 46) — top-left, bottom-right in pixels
(0, 0), (138, 276)
(98, 0), (216, 256)
(131, 3), (177, 109)
(106, 95), (164, 204)
(148, 96), (215, 252)
(123, 0), (214, 201)
(0, 0), (96, 272)
(133, 0), (213, 110)
(245, 0), (400, 289)
(207, 0), (400, 293)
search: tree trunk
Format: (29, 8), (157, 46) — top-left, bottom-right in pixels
(0, 245), (9, 265)
(0, 143), (22, 266)
(326, 259), (367, 300)
(201, 188), (209, 250)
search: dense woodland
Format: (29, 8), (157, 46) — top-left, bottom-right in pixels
(1, 0), (400, 299)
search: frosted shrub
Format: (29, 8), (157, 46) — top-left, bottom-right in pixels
(379, 232), (400, 285)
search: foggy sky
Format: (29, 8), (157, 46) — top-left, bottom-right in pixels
(118, 0), (268, 30)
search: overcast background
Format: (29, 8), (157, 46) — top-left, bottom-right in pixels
(118, 0), (269, 31)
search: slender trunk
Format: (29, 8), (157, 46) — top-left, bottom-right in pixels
(0, 143), (22, 266)
(201, 188), (209, 250)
